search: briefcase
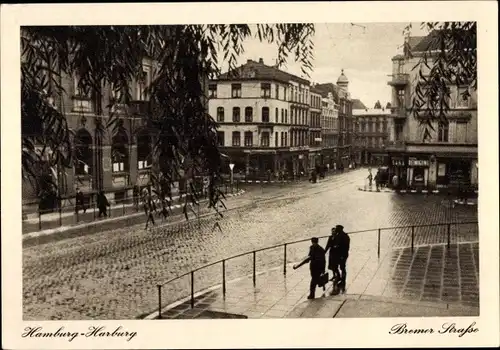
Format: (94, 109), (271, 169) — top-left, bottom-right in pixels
(318, 272), (329, 288)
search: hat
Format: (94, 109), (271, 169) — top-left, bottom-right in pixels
(311, 237), (319, 243)
(335, 225), (344, 231)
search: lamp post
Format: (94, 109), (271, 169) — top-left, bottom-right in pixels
(229, 163), (235, 186)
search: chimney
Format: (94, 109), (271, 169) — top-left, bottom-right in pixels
(259, 58), (264, 64)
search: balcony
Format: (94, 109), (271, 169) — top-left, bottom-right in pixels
(385, 140), (406, 151)
(387, 73), (409, 87)
(390, 107), (407, 119)
(129, 100), (150, 117)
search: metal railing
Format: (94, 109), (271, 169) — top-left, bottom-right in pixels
(155, 220), (478, 318)
(23, 180), (241, 234)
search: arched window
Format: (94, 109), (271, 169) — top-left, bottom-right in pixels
(245, 107), (253, 122)
(74, 129), (93, 176)
(261, 107), (270, 123)
(232, 107), (241, 122)
(112, 129), (129, 172)
(137, 129), (152, 170)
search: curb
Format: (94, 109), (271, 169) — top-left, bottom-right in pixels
(358, 187), (479, 195)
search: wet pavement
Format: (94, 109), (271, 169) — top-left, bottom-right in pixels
(153, 242), (479, 319)
(23, 168), (478, 320)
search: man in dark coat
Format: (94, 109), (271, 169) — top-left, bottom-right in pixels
(96, 191), (110, 218)
(293, 237), (326, 299)
(75, 188), (86, 214)
(327, 225), (350, 293)
(325, 227), (339, 280)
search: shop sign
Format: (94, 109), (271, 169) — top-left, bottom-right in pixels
(392, 158), (405, 166)
(408, 157), (429, 167)
(438, 163), (446, 176)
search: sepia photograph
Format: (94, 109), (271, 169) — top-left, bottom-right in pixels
(2, 2), (499, 349)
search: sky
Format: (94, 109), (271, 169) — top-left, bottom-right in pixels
(217, 23), (428, 108)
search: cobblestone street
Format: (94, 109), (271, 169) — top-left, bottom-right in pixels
(23, 168), (478, 320)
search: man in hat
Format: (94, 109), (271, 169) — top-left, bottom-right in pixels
(325, 225), (350, 293)
(293, 237), (326, 299)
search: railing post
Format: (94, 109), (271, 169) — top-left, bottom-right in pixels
(283, 244), (287, 276)
(377, 228), (381, 259)
(252, 251), (256, 286)
(157, 285), (162, 319)
(58, 206), (62, 227)
(222, 260), (226, 296)
(38, 211), (42, 231)
(411, 226), (415, 253)
(76, 207), (79, 223)
(93, 200), (96, 220)
(190, 271), (195, 309)
(122, 201), (125, 215)
(447, 223), (451, 249)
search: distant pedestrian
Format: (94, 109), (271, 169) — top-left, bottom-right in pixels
(144, 195), (156, 230)
(96, 191), (110, 217)
(374, 171), (381, 191)
(392, 174), (399, 191)
(293, 237), (327, 299)
(367, 171), (373, 188)
(133, 185), (140, 209)
(75, 188), (86, 214)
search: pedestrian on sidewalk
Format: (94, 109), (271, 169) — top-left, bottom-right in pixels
(325, 225), (350, 294)
(144, 195), (157, 230)
(96, 191), (110, 218)
(367, 170), (373, 189)
(75, 188), (86, 214)
(293, 237), (327, 299)
(133, 185), (140, 210)
(374, 170), (381, 192)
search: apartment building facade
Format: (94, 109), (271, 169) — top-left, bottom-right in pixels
(353, 107), (391, 165)
(22, 54), (160, 210)
(386, 32), (478, 190)
(209, 58), (310, 178)
(309, 88), (323, 169)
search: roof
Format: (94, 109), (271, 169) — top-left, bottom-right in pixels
(352, 108), (392, 116)
(351, 99), (367, 110)
(312, 83), (339, 102)
(408, 30), (476, 53)
(217, 59), (310, 85)
(336, 69), (349, 84)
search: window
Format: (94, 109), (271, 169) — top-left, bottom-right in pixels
(245, 107), (253, 122)
(275, 108), (279, 123)
(244, 131), (253, 147)
(285, 132), (288, 146)
(73, 74), (90, 98)
(232, 131), (241, 146)
(231, 84), (242, 98)
(217, 107), (224, 122)
(281, 132), (284, 147)
(216, 131), (225, 147)
(275, 85), (279, 99)
(208, 84), (217, 98)
(438, 122), (449, 142)
(261, 83), (271, 98)
(74, 129), (93, 176)
(262, 107), (270, 123)
(275, 132), (278, 147)
(455, 121), (468, 143)
(232, 107), (241, 122)
(457, 86), (470, 108)
(285, 109), (288, 123)
(383, 121), (388, 133)
(281, 109), (284, 123)
(284, 88), (287, 101)
(111, 129), (129, 172)
(137, 130), (152, 170)
(261, 132), (270, 147)
(136, 67), (151, 101)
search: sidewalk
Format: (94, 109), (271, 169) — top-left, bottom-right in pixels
(148, 241), (479, 319)
(22, 190), (246, 246)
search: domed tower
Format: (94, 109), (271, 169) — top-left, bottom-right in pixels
(337, 69), (349, 92)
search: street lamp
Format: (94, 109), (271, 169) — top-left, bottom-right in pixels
(229, 163), (235, 185)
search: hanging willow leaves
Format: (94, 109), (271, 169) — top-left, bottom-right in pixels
(405, 22), (477, 140)
(21, 24), (316, 217)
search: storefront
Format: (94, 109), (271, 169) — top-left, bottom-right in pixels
(435, 157), (473, 188)
(390, 156), (406, 187)
(407, 157), (430, 188)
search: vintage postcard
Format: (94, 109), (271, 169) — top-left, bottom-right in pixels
(1, 1), (499, 349)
